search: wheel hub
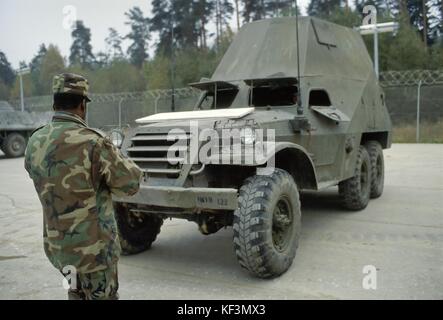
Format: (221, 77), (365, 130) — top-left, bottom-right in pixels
(12, 140), (21, 151)
(272, 197), (293, 252)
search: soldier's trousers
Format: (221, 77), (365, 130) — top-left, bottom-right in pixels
(67, 263), (119, 300)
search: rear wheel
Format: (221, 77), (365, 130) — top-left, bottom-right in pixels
(365, 141), (384, 199)
(233, 169), (301, 278)
(339, 146), (372, 210)
(114, 202), (163, 255)
(2, 133), (26, 158)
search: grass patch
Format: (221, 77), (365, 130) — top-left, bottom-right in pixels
(393, 119), (443, 143)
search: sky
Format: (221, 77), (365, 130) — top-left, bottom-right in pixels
(0, 0), (311, 69)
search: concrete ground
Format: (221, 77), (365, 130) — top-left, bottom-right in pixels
(0, 144), (442, 300)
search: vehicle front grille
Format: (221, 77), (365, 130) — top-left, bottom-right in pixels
(127, 132), (190, 178)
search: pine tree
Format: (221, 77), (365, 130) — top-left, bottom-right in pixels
(29, 44), (48, 95)
(428, 0), (443, 44)
(105, 28), (124, 60)
(242, 0), (267, 23)
(215, 0), (234, 47)
(151, 1), (216, 53)
(173, 0), (200, 49)
(69, 20), (95, 68)
(194, 0), (215, 49)
(29, 44), (47, 73)
(266, 0), (295, 17)
(308, 0), (344, 17)
(151, 0), (174, 54)
(0, 51), (16, 88)
(125, 6), (151, 67)
(404, 0), (429, 47)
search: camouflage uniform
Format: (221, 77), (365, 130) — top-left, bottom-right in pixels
(24, 73), (142, 300)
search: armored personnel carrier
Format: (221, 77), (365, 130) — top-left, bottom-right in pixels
(0, 101), (53, 158)
(114, 17), (392, 278)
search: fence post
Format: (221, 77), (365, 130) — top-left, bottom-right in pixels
(154, 95), (161, 114)
(416, 80), (422, 143)
(118, 98), (124, 129)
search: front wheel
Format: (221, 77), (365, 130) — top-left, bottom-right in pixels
(233, 169), (301, 279)
(114, 202), (163, 255)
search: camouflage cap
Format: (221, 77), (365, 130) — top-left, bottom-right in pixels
(53, 73), (92, 102)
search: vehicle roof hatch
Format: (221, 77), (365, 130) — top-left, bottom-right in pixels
(244, 76), (298, 87)
(189, 80), (238, 92)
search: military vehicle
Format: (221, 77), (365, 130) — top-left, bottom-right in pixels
(113, 17), (392, 278)
(0, 101), (53, 158)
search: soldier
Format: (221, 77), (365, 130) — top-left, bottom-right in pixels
(24, 73), (142, 300)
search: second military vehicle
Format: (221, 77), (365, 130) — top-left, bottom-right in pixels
(113, 17), (392, 278)
(0, 101), (53, 158)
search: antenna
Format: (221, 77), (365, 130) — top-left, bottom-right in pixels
(170, 7), (176, 112)
(295, 0), (303, 115)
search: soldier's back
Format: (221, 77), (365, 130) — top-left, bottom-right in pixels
(25, 113), (121, 273)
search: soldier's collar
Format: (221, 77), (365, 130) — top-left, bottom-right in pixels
(52, 111), (88, 127)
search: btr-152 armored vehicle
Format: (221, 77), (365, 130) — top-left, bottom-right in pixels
(114, 17), (392, 278)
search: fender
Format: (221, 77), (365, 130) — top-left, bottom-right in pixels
(257, 142), (319, 190)
(208, 142), (319, 190)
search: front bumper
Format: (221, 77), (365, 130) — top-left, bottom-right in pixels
(113, 185), (238, 211)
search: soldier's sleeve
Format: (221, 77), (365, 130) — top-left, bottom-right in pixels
(91, 137), (142, 197)
(24, 151), (31, 177)
(24, 138), (34, 178)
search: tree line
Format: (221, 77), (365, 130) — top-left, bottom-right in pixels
(0, 0), (442, 101)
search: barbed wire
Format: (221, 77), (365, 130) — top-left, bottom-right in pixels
(379, 69), (443, 87)
(9, 87), (201, 109)
(89, 87), (200, 103)
(7, 70), (443, 108)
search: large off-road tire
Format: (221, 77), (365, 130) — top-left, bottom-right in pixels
(338, 145), (372, 210)
(114, 203), (163, 255)
(233, 169), (301, 279)
(2, 133), (26, 158)
(365, 141), (384, 199)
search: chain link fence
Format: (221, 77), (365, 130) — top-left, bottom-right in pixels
(8, 88), (201, 131)
(380, 70), (443, 125)
(380, 70), (443, 143)
(6, 70), (443, 142)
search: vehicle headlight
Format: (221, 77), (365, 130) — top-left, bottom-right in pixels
(109, 129), (125, 148)
(241, 128), (256, 145)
